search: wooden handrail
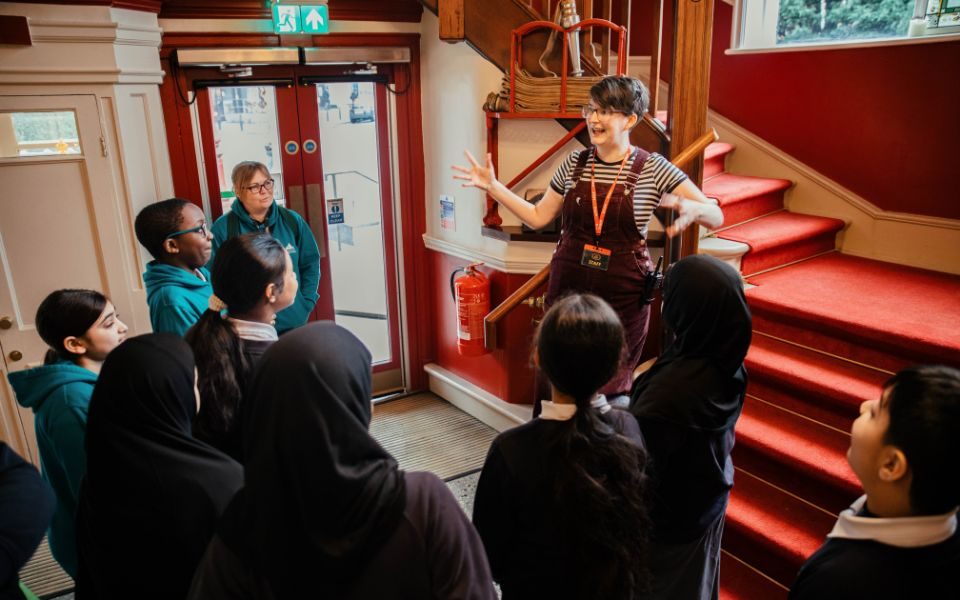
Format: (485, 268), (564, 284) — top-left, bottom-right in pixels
(483, 265), (550, 350)
(483, 129), (719, 350)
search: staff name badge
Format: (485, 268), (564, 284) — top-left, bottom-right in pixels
(327, 198), (344, 225)
(581, 243), (611, 271)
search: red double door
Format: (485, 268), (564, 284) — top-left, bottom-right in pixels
(194, 68), (403, 394)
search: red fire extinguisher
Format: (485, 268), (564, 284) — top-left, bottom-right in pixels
(450, 262), (491, 357)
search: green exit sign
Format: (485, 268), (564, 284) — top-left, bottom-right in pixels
(272, 3), (330, 35)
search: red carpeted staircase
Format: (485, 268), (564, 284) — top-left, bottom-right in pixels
(699, 141), (960, 599)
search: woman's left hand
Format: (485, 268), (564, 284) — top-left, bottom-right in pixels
(660, 194), (703, 237)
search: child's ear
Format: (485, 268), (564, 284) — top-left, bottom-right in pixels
(532, 348), (540, 368)
(162, 238), (180, 255)
(63, 336), (88, 356)
(265, 283), (278, 304)
(878, 446), (909, 483)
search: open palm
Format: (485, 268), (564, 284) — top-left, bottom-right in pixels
(452, 150), (497, 191)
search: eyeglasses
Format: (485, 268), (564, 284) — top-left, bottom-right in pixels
(581, 105), (626, 119)
(244, 179), (275, 194)
(166, 223), (208, 240)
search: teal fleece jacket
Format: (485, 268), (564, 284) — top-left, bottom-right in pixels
(8, 362), (98, 578)
(210, 199), (321, 333)
(143, 262), (212, 336)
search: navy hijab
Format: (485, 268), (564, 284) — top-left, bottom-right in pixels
(78, 334), (243, 600)
(219, 322), (406, 597)
(630, 255), (753, 431)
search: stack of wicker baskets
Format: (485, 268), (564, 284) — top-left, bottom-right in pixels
(484, 70), (603, 113)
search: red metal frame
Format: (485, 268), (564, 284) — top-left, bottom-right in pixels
(160, 33), (432, 391)
(483, 17), (627, 227)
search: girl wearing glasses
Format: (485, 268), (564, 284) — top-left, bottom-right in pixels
(454, 75), (722, 403)
(210, 161), (321, 334)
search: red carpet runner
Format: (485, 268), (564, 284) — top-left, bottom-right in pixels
(701, 142), (960, 599)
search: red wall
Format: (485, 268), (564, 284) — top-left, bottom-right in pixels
(643, 1), (960, 219)
(432, 252), (543, 404)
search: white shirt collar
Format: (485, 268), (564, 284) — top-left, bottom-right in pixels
(227, 317), (278, 342)
(590, 394), (612, 414)
(539, 400), (577, 421)
(827, 495), (958, 548)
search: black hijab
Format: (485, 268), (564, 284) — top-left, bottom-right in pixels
(630, 255), (753, 431)
(78, 334), (243, 600)
(219, 322), (406, 597)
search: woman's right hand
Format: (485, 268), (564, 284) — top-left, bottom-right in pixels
(452, 150), (497, 192)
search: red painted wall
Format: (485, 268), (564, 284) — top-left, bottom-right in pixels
(432, 252), (543, 404)
(640, 1), (960, 219)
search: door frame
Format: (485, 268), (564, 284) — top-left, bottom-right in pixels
(159, 33), (433, 391)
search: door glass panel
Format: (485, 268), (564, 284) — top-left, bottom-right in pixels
(207, 86), (285, 214)
(316, 82), (391, 364)
(0, 111), (81, 157)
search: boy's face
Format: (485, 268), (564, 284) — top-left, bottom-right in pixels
(167, 203), (212, 269)
(848, 388), (893, 489)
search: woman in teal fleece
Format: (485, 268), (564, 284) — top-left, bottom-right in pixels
(210, 161), (321, 334)
(8, 289), (127, 578)
(135, 198), (214, 336)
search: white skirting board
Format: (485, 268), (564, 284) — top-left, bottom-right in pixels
(425, 363), (532, 433)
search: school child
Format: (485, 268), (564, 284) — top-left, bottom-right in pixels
(210, 161), (320, 334)
(790, 365), (960, 599)
(185, 233), (298, 460)
(629, 255), (752, 600)
(188, 323), (496, 600)
(472, 293), (651, 599)
(0, 442), (54, 600)
(135, 198), (214, 336)
(7, 289), (127, 578)
(76, 334), (243, 600)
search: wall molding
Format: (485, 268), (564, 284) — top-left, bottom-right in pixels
(425, 363), (529, 433)
(422, 233), (552, 274)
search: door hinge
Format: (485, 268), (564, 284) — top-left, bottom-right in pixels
(100, 136), (108, 157)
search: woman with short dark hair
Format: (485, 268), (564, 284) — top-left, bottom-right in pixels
(455, 75), (723, 402)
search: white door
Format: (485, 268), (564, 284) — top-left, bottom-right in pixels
(0, 94), (135, 464)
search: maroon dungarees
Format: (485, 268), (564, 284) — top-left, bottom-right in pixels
(545, 147), (654, 396)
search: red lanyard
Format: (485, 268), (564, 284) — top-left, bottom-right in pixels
(590, 146), (632, 241)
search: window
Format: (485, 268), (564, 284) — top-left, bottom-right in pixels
(0, 111), (81, 158)
(735, 0), (960, 50)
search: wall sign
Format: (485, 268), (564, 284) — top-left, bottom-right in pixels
(272, 3), (330, 35)
(327, 197), (344, 225)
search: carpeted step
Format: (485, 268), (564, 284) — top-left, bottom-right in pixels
(719, 550), (789, 600)
(704, 174), (791, 229)
(746, 254), (960, 372)
(719, 213), (844, 275)
(733, 397), (861, 513)
(746, 334), (889, 431)
(724, 469), (836, 588)
(704, 142), (735, 180)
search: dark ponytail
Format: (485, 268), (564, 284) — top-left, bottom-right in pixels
(535, 293), (651, 598)
(35, 289), (107, 365)
(185, 233), (286, 452)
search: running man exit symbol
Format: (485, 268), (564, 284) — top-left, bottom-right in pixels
(272, 4), (300, 33)
(301, 5), (330, 34)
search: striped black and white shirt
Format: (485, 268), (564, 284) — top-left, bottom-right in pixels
(550, 149), (687, 236)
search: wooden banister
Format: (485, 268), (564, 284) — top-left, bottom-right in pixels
(483, 265), (550, 350)
(483, 129), (718, 350)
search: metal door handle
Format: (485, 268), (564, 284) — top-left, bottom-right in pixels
(0, 316), (11, 330)
(8, 350), (22, 362)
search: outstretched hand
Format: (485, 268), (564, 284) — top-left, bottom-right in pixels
(452, 150), (497, 192)
(660, 193), (705, 237)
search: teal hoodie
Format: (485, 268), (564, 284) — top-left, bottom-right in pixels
(8, 362), (98, 578)
(143, 261), (212, 336)
(210, 199), (321, 333)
